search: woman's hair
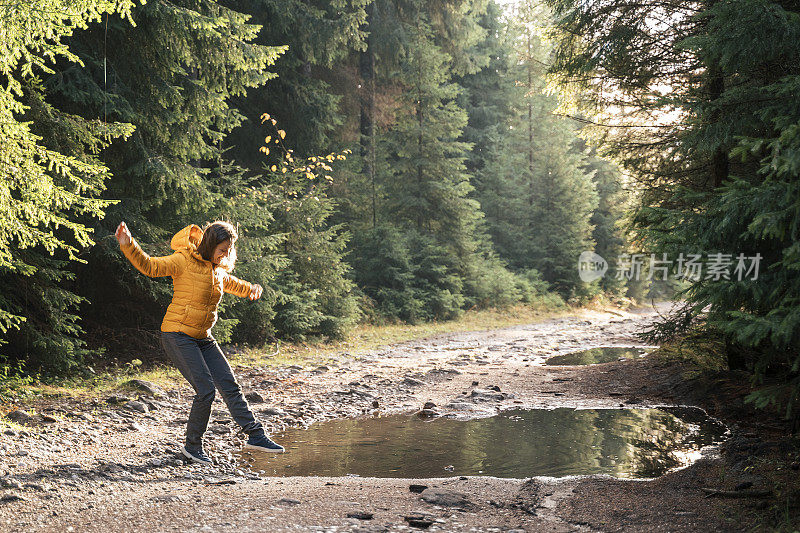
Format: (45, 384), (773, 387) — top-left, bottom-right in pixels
(196, 220), (238, 271)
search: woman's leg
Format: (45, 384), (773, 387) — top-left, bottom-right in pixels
(197, 336), (264, 436)
(160, 332), (217, 449)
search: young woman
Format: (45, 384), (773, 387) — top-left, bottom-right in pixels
(115, 220), (284, 464)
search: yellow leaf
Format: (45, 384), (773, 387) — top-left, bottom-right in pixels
(260, 113), (270, 123)
(278, 130), (286, 139)
(281, 167), (287, 173)
(271, 118), (277, 126)
(270, 165), (277, 172)
(305, 171), (314, 179)
(264, 136), (271, 144)
(263, 147), (269, 155)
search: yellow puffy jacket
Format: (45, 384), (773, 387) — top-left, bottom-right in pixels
(120, 224), (253, 339)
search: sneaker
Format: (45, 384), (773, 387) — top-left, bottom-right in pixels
(245, 432), (285, 453)
(181, 445), (213, 464)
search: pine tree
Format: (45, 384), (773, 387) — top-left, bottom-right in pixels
(0, 1), (136, 371)
(544, 0), (800, 420)
(383, 3), (482, 260)
(584, 150), (627, 296)
(40, 0), (286, 358)
(468, 1), (598, 299)
(223, 0), (369, 167)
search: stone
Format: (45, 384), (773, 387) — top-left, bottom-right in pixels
(152, 494), (182, 503)
(422, 401), (436, 410)
(0, 478), (23, 490)
(106, 394), (131, 404)
(409, 484), (428, 494)
(420, 488), (472, 508)
(404, 513), (434, 529)
(416, 409), (439, 418)
(403, 377), (425, 387)
(346, 511), (373, 520)
(124, 400), (149, 414)
(469, 389), (508, 401)
(245, 392), (265, 404)
(0, 493), (26, 502)
(5, 410), (33, 425)
(277, 497), (301, 505)
(125, 379), (166, 398)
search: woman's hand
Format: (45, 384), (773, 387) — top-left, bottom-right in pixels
(248, 283), (263, 301)
(115, 221), (132, 246)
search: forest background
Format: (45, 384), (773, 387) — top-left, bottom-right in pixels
(2, 0), (798, 424)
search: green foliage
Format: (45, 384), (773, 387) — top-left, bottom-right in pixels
(44, 0), (287, 357)
(456, 2), (605, 301)
(223, 0), (370, 163)
(545, 0), (800, 422)
(0, 0), (137, 369)
(219, 117), (361, 343)
(349, 224), (464, 323)
(2, 0), (615, 378)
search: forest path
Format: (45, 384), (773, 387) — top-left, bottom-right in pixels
(1, 301), (769, 532)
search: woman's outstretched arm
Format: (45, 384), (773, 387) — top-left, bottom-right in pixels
(116, 222), (186, 278)
(222, 273), (262, 300)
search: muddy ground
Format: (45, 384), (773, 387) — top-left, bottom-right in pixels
(1, 302), (797, 532)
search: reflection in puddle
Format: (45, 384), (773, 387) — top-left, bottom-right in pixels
(237, 408), (725, 479)
(545, 346), (650, 365)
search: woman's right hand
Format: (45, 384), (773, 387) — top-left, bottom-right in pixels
(115, 221), (132, 246)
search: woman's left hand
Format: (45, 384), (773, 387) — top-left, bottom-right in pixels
(248, 283), (263, 301)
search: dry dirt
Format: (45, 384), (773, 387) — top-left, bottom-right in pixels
(0, 302), (794, 532)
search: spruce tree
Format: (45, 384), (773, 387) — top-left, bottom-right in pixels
(44, 0), (286, 357)
(383, 3), (482, 260)
(544, 0), (800, 420)
(0, 1), (136, 371)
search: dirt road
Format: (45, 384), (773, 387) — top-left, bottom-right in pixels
(0, 302), (786, 532)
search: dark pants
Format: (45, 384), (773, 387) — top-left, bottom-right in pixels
(160, 331), (263, 449)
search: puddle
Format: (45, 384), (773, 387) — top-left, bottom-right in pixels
(545, 346), (651, 365)
(237, 407), (725, 479)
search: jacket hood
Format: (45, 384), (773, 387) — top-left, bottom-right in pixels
(170, 224), (209, 263)
(170, 224), (203, 251)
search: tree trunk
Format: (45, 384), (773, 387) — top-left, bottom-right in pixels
(359, 2), (376, 228)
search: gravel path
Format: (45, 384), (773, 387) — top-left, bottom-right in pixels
(0, 302), (781, 532)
